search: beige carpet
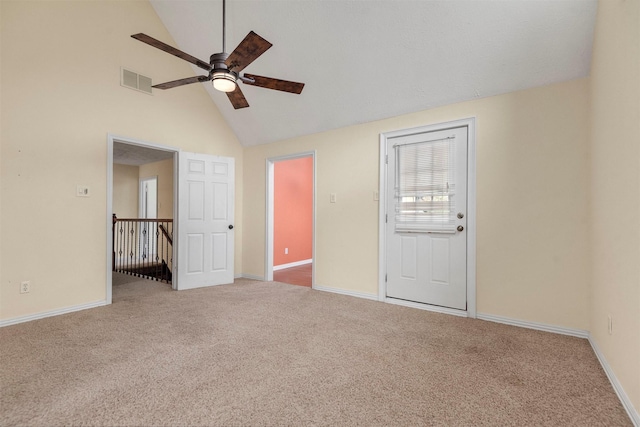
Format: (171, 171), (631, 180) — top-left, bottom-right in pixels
(0, 274), (631, 426)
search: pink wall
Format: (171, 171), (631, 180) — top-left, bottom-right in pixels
(274, 157), (313, 266)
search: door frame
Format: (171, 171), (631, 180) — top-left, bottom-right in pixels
(106, 134), (180, 304)
(265, 151), (316, 286)
(378, 117), (477, 318)
(139, 175), (158, 262)
(139, 175), (158, 220)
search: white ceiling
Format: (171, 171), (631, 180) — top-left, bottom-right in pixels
(149, 0), (597, 147)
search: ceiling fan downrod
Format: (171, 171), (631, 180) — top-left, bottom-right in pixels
(222, 0), (226, 53)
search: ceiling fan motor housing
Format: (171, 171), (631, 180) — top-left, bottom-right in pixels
(209, 53), (238, 92)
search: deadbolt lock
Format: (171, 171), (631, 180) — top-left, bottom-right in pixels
(457, 212), (464, 219)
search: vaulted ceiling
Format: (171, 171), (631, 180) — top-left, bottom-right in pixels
(148, 0), (597, 147)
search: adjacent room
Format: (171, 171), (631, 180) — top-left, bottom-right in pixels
(1, 0), (638, 425)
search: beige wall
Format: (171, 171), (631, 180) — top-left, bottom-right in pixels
(113, 164), (139, 218)
(0, 1), (243, 320)
(139, 159), (173, 220)
(244, 78), (590, 330)
(588, 0), (640, 414)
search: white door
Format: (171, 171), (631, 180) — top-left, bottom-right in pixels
(385, 126), (468, 310)
(177, 152), (235, 290)
(140, 177), (158, 261)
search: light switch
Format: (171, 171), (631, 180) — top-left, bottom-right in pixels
(330, 193), (337, 203)
(373, 191), (379, 201)
(76, 186), (90, 197)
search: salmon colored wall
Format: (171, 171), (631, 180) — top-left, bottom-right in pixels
(274, 157), (313, 266)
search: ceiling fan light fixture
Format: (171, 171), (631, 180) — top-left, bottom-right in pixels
(212, 71), (237, 92)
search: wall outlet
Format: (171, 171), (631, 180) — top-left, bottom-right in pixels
(607, 315), (612, 335)
(373, 191), (379, 201)
(20, 281), (30, 294)
(330, 193), (337, 203)
(284, 248), (288, 255)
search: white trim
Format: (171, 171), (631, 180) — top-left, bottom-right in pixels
(107, 134), (180, 298)
(265, 151), (316, 287)
(273, 259), (312, 271)
(107, 137), (114, 304)
(236, 273), (265, 281)
(589, 336), (640, 426)
(470, 312), (638, 424)
(378, 117), (477, 317)
(386, 298), (468, 317)
(313, 284), (378, 301)
(0, 300), (107, 328)
(378, 133), (387, 303)
(138, 175), (158, 219)
(476, 313), (589, 338)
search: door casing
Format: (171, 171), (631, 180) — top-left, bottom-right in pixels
(265, 151), (316, 285)
(107, 134), (180, 304)
(378, 118), (477, 318)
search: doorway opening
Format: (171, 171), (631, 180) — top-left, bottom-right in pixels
(266, 152), (316, 288)
(107, 135), (179, 304)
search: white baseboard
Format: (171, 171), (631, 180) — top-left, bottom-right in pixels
(476, 313), (637, 425)
(589, 335), (640, 426)
(273, 259), (312, 271)
(385, 298), (468, 317)
(476, 313), (589, 338)
(0, 300), (108, 328)
(313, 284), (378, 301)
(236, 273), (265, 281)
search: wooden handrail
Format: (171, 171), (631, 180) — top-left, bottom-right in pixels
(159, 224), (173, 246)
(114, 218), (173, 223)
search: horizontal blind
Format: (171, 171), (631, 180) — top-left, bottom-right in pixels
(394, 136), (456, 232)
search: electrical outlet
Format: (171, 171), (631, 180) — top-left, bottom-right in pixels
(330, 193), (337, 203)
(284, 248), (288, 255)
(607, 315), (613, 335)
(373, 191), (379, 201)
(20, 281), (30, 294)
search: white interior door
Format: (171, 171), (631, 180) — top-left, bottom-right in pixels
(139, 177), (158, 261)
(385, 126), (468, 310)
(177, 152), (235, 290)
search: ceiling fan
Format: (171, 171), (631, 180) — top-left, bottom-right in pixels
(131, 0), (304, 109)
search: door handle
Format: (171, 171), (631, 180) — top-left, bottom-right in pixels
(228, 225), (234, 230)
(457, 225), (464, 232)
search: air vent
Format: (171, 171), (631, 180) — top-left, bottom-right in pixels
(121, 68), (153, 95)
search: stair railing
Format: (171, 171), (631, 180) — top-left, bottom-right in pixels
(112, 215), (173, 283)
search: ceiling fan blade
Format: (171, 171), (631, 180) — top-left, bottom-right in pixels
(131, 33), (211, 72)
(225, 31), (272, 72)
(242, 74), (305, 94)
(152, 76), (210, 90)
(226, 85), (250, 109)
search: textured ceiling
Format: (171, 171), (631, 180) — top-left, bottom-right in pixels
(148, 0), (597, 147)
(114, 142), (174, 166)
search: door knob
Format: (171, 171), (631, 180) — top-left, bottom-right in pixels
(228, 225), (234, 230)
(457, 225), (464, 232)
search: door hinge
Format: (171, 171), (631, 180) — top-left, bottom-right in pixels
(385, 154), (388, 164)
(385, 274), (387, 282)
(385, 214), (388, 223)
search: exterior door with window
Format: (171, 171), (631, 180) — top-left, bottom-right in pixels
(385, 126), (468, 310)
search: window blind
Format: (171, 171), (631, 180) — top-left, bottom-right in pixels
(394, 136), (456, 233)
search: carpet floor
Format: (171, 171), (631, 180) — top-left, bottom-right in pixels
(0, 274), (631, 426)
